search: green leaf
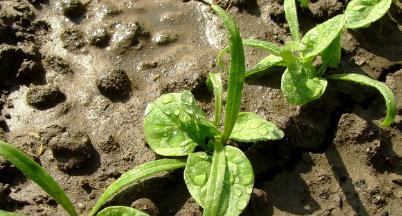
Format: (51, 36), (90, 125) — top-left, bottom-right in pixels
(302, 15), (347, 59)
(207, 73), (223, 127)
(327, 73), (396, 127)
(345, 0), (392, 29)
(143, 91), (218, 156)
(90, 159), (186, 216)
(211, 5), (246, 142)
(184, 145), (254, 216)
(321, 33), (341, 70)
(204, 138), (227, 216)
(0, 141), (77, 216)
(97, 206), (149, 216)
(281, 66), (328, 105)
(242, 39), (281, 56)
(0, 210), (25, 216)
(297, 0), (309, 8)
(229, 112), (284, 142)
(284, 0), (301, 41)
(245, 55), (285, 77)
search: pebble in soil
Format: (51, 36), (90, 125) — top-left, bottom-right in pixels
(47, 129), (96, 173)
(86, 24), (110, 47)
(26, 85), (66, 110)
(96, 69), (132, 101)
(108, 22), (149, 53)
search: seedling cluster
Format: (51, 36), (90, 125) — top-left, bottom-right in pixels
(0, 0), (397, 215)
(219, 0), (395, 127)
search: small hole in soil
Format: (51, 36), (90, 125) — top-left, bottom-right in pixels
(378, 63), (401, 82)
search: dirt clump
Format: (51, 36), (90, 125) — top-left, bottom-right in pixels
(86, 24), (110, 47)
(26, 85), (66, 110)
(60, 0), (85, 18)
(108, 22), (149, 53)
(47, 129), (96, 172)
(131, 198), (159, 216)
(60, 27), (86, 51)
(96, 69), (132, 101)
(152, 30), (178, 45)
(44, 56), (73, 74)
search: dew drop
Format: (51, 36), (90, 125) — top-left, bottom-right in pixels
(233, 187), (243, 197)
(181, 92), (193, 105)
(239, 174), (253, 186)
(173, 109), (180, 116)
(191, 173), (207, 186)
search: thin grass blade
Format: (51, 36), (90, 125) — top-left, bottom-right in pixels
(0, 141), (77, 216)
(90, 159), (186, 216)
(211, 5), (246, 142)
(207, 73), (223, 127)
(327, 73), (396, 127)
(284, 0), (301, 41)
(203, 137), (227, 216)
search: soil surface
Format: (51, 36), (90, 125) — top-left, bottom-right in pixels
(0, 0), (401, 215)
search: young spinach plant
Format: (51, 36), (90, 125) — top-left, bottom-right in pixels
(218, 0), (396, 127)
(0, 5), (284, 216)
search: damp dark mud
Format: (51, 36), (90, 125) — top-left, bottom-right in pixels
(0, 0), (401, 215)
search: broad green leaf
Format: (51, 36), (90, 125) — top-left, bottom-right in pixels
(302, 15), (347, 59)
(321, 33), (341, 70)
(281, 68), (328, 105)
(97, 206), (149, 216)
(143, 91), (218, 156)
(327, 73), (396, 127)
(245, 55), (285, 77)
(90, 159), (186, 216)
(284, 0), (301, 41)
(0, 210), (25, 216)
(282, 41), (306, 53)
(229, 112), (284, 142)
(212, 5), (246, 142)
(204, 138), (227, 216)
(184, 151), (212, 207)
(184, 145), (254, 216)
(207, 73), (223, 127)
(0, 141), (77, 216)
(345, 0), (392, 29)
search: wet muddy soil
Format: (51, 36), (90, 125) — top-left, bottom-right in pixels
(0, 0), (401, 215)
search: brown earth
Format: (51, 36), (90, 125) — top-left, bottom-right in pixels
(0, 0), (401, 215)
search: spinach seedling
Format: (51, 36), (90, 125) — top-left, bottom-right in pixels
(92, 5), (283, 216)
(0, 140), (150, 216)
(217, 0), (396, 127)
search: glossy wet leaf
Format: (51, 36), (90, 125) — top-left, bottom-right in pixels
(0, 141), (77, 216)
(143, 91), (218, 156)
(207, 73), (223, 127)
(184, 145), (254, 216)
(327, 73), (396, 127)
(229, 112), (284, 142)
(245, 55), (285, 77)
(204, 138), (227, 216)
(302, 15), (347, 59)
(321, 33), (341, 70)
(284, 0), (301, 41)
(97, 206), (149, 216)
(281, 67), (328, 105)
(345, 0), (392, 29)
(90, 159), (186, 216)
(212, 5), (245, 142)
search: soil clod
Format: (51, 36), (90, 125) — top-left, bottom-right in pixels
(60, 0), (85, 18)
(108, 22), (148, 53)
(131, 198), (159, 216)
(152, 30), (178, 45)
(96, 69), (132, 101)
(48, 129), (96, 172)
(86, 24), (110, 47)
(26, 85), (66, 110)
(60, 27), (86, 51)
